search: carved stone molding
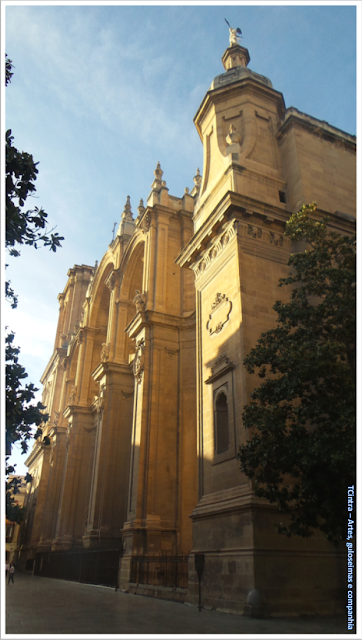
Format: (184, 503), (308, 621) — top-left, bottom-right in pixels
(133, 338), (145, 383)
(84, 425), (97, 433)
(191, 219), (238, 279)
(207, 294), (232, 336)
(165, 347), (179, 358)
(121, 390), (134, 399)
(205, 354), (235, 384)
(244, 223), (284, 247)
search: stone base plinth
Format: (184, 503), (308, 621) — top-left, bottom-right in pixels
(128, 584), (187, 603)
(187, 492), (345, 617)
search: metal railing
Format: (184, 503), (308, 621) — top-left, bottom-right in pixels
(130, 554), (188, 589)
(34, 548), (121, 588)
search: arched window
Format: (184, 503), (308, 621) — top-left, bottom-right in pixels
(215, 391), (229, 454)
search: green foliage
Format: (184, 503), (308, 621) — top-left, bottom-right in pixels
(6, 332), (48, 458)
(6, 129), (64, 257)
(5, 332), (48, 522)
(238, 204), (355, 544)
(5, 54), (61, 516)
(6, 54), (13, 86)
(6, 475), (31, 524)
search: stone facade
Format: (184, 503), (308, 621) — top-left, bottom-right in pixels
(20, 42), (355, 616)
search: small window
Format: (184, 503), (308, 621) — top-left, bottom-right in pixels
(215, 391), (229, 454)
(279, 191), (286, 204)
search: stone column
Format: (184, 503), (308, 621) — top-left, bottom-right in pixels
(52, 406), (94, 549)
(82, 362), (134, 548)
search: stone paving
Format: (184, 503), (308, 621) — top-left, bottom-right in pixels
(5, 571), (353, 636)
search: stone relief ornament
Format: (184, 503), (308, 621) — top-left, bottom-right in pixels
(207, 294), (232, 336)
(101, 342), (110, 363)
(269, 231), (284, 246)
(211, 293), (226, 309)
(53, 411), (60, 427)
(133, 290), (146, 313)
(85, 261), (98, 299)
(226, 123), (241, 146)
(49, 441), (54, 467)
(140, 212), (151, 234)
(66, 423), (72, 450)
(105, 270), (116, 292)
(133, 338), (145, 383)
(247, 224), (263, 239)
(191, 219), (239, 279)
(69, 385), (77, 405)
(94, 383), (106, 414)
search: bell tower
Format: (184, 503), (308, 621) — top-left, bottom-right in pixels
(192, 42), (287, 234)
(177, 34), (352, 616)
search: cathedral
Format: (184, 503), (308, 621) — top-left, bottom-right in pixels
(20, 36), (355, 616)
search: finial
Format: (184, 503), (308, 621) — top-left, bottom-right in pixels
(225, 18), (242, 46)
(154, 162), (163, 181)
(137, 198), (145, 220)
(122, 195), (133, 221)
(193, 168), (202, 188)
(184, 187), (190, 194)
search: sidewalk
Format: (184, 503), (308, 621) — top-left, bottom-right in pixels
(5, 571), (352, 636)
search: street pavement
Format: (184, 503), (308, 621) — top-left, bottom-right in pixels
(5, 571), (353, 637)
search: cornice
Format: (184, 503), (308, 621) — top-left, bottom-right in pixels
(177, 191), (289, 268)
(63, 405), (91, 420)
(277, 108), (356, 150)
(40, 347), (67, 384)
(91, 360), (133, 382)
(125, 309), (196, 339)
(24, 441), (44, 468)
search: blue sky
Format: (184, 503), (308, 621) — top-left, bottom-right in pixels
(3, 2), (358, 474)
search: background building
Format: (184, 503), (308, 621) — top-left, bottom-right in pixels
(19, 39), (355, 616)
(6, 475), (27, 564)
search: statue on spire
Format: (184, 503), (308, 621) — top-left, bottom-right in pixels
(225, 18), (242, 46)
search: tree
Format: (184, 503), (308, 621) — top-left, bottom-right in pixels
(237, 204), (355, 544)
(5, 332), (47, 522)
(5, 55), (62, 521)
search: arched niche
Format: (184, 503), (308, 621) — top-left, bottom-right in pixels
(87, 260), (115, 377)
(119, 238), (146, 362)
(65, 341), (81, 408)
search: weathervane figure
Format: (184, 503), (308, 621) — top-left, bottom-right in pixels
(225, 18), (242, 46)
